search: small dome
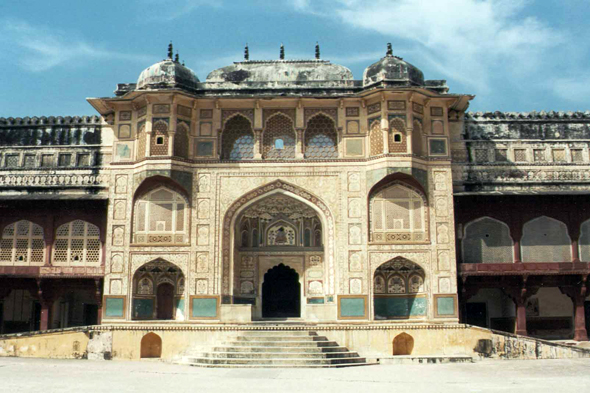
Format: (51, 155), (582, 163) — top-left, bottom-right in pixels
(363, 44), (424, 87)
(137, 59), (199, 91)
(206, 60), (353, 84)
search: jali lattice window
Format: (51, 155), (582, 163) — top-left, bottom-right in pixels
(174, 121), (190, 159)
(53, 220), (101, 265)
(134, 187), (188, 244)
(150, 120), (169, 156)
(388, 118), (407, 153)
(0, 220), (44, 265)
(370, 183), (426, 243)
(462, 217), (514, 263)
(221, 115), (255, 160)
(262, 115), (296, 159)
(137, 122), (147, 161)
(369, 120), (383, 156)
(304, 114), (338, 159)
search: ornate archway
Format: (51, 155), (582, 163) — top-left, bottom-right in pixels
(221, 180), (335, 299)
(132, 258), (185, 320)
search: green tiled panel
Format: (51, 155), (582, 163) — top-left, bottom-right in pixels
(192, 298), (217, 318)
(105, 298), (124, 318)
(437, 297), (455, 316)
(340, 297), (366, 317)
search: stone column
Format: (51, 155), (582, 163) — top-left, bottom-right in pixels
(168, 130), (176, 156)
(37, 279), (52, 331)
(505, 281), (538, 336)
(94, 278), (103, 325)
(253, 129), (263, 160)
(295, 128), (305, 159)
(560, 281), (589, 341)
(44, 216), (54, 266)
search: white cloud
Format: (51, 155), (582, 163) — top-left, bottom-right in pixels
(290, 0), (565, 94)
(549, 76), (590, 105)
(0, 19), (149, 72)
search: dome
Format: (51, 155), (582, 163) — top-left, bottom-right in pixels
(363, 44), (424, 87)
(137, 59), (199, 91)
(206, 60), (353, 84)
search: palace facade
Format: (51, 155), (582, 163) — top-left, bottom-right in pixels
(1, 43), (589, 345)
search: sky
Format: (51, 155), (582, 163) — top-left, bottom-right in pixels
(1, 0), (590, 117)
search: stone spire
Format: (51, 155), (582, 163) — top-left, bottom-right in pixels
(244, 44), (249, 61)
(167, 41), (174, 59)
(315, 42), (320, 60)
(386, 43), (393, 57)
(280, 43), (285, 60)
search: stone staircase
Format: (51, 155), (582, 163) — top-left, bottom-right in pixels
(182, 330), (372, 368)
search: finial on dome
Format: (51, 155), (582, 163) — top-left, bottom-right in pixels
(280, 43), (285, 60)
(386, 43), (393, 57)
(315, 42), (320, 60)
(244, 43), (249, 61)
(167, 41), (174, 59)
(175, 52), (179, 63)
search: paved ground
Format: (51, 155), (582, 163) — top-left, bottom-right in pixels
(1, 357), (590, 393)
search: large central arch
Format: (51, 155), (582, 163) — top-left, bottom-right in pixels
(221, 180), (336, 299)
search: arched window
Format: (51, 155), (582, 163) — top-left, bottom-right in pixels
(252, 229), (259, 248)
(150, 120), (169, 156)
(304, 114), (338, 159)
(136, 121), (147, 161)
(53, 220), (101, 265)
(221, 115), (254, 160)
(262, 114), (296, 159)
(388, 276), (405, 294)
(369, 120), (383, 156)
(463, 217), (513, 263)
(408, 275), (424, 293)
(374, 275), (386, 293)
(0, 220), (44, 265)
(174, 121), (190, 159)
(388, 118), (407, 153)
(412, 119), (423, 156)
(521, 216), (571, 263)
(370, 182), (427, 243)
(304, 228), (311, 247)
(134, 187), (189, 244)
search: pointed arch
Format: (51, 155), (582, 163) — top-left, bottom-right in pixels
(522, 216), (571, 262)
(304, 114), (338, 159)
(221, 180), (335, 296)
(174, 121), (190, 159)
(412, 119), (423, 156)
(221, 114), (254, 160)
(262, 113), (296, 159)
(463, 217), (514, 263)
(53, 220), (101, 266)
(0, 220), (44, 265)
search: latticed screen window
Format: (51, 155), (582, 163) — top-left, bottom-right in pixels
(304, 114), (338, 159)
(134, 188), (188, 244)
(0, 220), (44, 265)
(262, 115), (296, 159)
(23, 155), (36, 168)
(221, 116), (255, 160)
(53, 220), (101, 265)
(474, 149), (488, 162)
(572, 149), (584, 162)
(521, 217), (571, 263)
(369, 121), (383, 156)
(5, 155), (19, 167)
(494, 149), (508, 162)
(514, 149), (527, 162)
(533, 149), (546, 162)
(552, 149), (566, 162)
(370, 184), (426, 243)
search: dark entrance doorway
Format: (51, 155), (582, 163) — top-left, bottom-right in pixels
(156, 283), (174, 320)
(465, 302), (488, 328)
(262, 263), (300, 318)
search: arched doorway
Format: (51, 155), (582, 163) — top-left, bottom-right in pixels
(132, 259), (185, 320)
(156, 283), (174, 320)
(140, 332), (162, 358)
(262, 264), (301, 318)
(373, 257), (426, 320)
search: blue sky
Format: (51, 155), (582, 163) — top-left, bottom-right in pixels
(1, 0), (589, 117)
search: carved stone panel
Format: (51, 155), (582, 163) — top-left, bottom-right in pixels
(436, 223), (450, 244)
(349, 224), (362, 245)
(348, 172), (361, 192)
(439, 277), (452, 294)
(196, 253), (209, 273)
(113, 200), (126, 220)
(435, 198), (448, 217)
(197, 225), (209, 245)
(348, 198), (361, 218)
(111, 253), (124, 273)
(349, 252), (362, 272)
(197, 174), (211, 193)
(349, 278), (362, 294)
(196, 279), (208, 294)
(112, 226), (125, 246)
(197, 199), (210, 219)
(115, 175), (128, 194)
(438, 251), (450, 271)
(110, 279), (122, 295)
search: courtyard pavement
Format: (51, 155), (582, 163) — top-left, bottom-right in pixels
(1, 357), (589, 393)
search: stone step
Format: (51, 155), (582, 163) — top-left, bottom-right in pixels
(190, 351), (360, 359)
(185, 362), (377, 369)
(204, 345), (351, 353)
(237, 331), (317, 337)
(221, 340), (340, 347)
(184, 357), (368, 366)
(233, 335), (329, 342)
